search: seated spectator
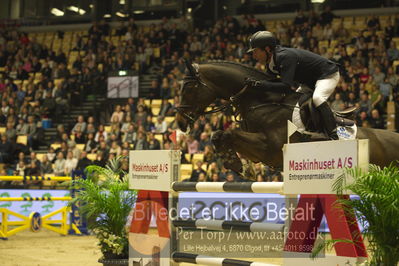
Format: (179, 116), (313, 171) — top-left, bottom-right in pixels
(147, 132), (161, 150)
(97, 141), (110, 159)
(40, 155), (53, 174)
(154, 116), (167, 134)
(134, 132), (148, 150)
(189, 161), (206, 182)
(110, 105), (124, 123)
(94, 124), (108, 142)
(122, 124), (137, 144)
(197, 172), (207, 182)
(76, 151), (92, 172)
(331, 93), (345, 111)
(46, 147), (56, 163)
(84, 133), (97, 153)
(0, 134), (12, 164)
(27, 116), (37, 148)
(5, 121), (16, 142)
(358, 92), (372, 115)
(16, 118), (29, 135)
(54, 124), (66, 143)
(109, 141), (122, 156)
(53, 152), (66, 176)
(186, 135), (199, 154)
(210, 173), (221, 182)
(74, 127), (86, 144)
(64, 151), (78, 176)
(203, 145), (216, 163)
(145, 115), (155, 132)
(199, 133), (212, 152)
(121, 116), (132, 135)
(15, 161), (26, 176)
(134, 105), (148, 126)
(71, 115), (87, 134)
(26, 160), (41, 176)
(369, 109), (385, 129)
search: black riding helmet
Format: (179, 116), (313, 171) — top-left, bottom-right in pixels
(247, 31), (277, 53)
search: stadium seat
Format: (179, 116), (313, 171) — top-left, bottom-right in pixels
(87, 153), (96, 161)
(0, 127), (5, 134)
(192, 153), (204, 165)
(16, 135), (27, 146)
(76, 144), (85, 151)
(180, 164), (193, 180)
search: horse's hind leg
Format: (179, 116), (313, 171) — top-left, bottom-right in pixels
(212, 130), (243, 174)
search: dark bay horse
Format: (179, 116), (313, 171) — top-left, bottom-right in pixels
(176, 61), (399, 173)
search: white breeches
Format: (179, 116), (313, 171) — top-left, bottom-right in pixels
(312, 71), (340, 107)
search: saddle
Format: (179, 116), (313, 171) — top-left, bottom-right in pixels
(299, 94), (356, 133)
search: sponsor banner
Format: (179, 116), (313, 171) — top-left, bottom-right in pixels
(283, 139), (369, 194)
(107, 76), (139, 98)
(0, 189), (70, 221)
(129, 150), (181, 191)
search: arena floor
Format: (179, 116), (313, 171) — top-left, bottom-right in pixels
(0, 231), (347, 266)
(0, 231), (101, 266)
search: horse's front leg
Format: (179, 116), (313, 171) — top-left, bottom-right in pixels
(212, 129), (272, 174)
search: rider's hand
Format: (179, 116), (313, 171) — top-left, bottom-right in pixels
(244, 77), (260, 88)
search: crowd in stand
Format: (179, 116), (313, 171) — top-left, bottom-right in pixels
(1, 7), (399, 187)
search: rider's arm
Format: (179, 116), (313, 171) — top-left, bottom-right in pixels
(254, 80), (293, 94)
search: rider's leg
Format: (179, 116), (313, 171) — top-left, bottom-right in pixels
(313, 71), (340, 140)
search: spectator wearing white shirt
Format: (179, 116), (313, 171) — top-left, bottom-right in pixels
(54, 152), (66, 176)
(64, 151), (78, 176)
(154, 116), (167, 134)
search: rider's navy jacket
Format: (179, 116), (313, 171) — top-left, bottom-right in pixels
(269, 45), (339, 89)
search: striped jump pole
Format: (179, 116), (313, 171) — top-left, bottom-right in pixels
(172, 252), (279, 266)
(171, 182), (284, 194)
(0, 176), (72, 181)
(173, 219), (284, 233)
(0, 196), (72, 201)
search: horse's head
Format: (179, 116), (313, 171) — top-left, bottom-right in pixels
(176, 61), (217, 132)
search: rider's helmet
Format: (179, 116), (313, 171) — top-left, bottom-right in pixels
(247, 31), (277, 53)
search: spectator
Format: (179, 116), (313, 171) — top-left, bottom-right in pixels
(186, 134), (199, 154)
(110, 105), (124, 123)
(64, 151), (78, 176)
(109, 141), (122, 156)
(148, 132), (161, 150)
(369, 109), (385, 129)
(84, 133), (97, 153)
(53, 152), (66, 176)
(40, 155), (53, 174)
(0, 134), (12, 163)
(154, 116), (167, 133)
(76, 151), (92, 172)
(72, 115), (87, 134)
(16, 118), (29, 135)
(189, 161), (206, 182)
(133, 132), (148, 150)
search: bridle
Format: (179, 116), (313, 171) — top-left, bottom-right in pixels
(175, 68), (231, 125)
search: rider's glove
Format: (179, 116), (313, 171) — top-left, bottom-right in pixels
(244, 77), (260, 88)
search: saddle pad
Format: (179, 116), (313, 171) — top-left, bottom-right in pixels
(337, 125), (357, 140)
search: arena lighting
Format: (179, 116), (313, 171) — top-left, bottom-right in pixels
(103, 14), (111, 18)
(116, 12), (128, 17)
(50, 8), (64, 16)
(311, 0), (325, 3)
(187, 8), (192, 13)
(133, 10), (145, 14)
(119, 70), (127, 76)
(67, 6), (86, 15)
(119, 0), (126, 4)
(89, 4), (94, 8)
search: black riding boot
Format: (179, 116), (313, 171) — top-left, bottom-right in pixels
(317, 102), (339, 140)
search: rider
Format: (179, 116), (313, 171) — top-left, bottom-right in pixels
(245, 31), (340, 140)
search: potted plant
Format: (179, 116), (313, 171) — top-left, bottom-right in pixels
(313, 163), (399, 266)
(70, 156), (137, 266)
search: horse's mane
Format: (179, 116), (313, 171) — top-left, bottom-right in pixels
(202, 60), (271, 79)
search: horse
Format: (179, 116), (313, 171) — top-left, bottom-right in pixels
(175, 61), (399, 174)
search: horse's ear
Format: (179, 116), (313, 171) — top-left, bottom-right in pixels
(184, 59), (197, 76)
